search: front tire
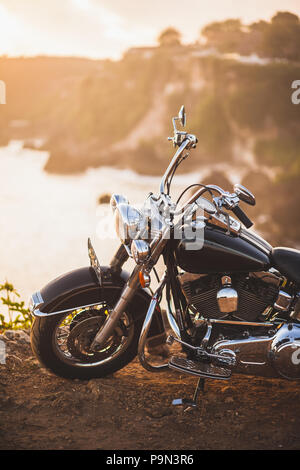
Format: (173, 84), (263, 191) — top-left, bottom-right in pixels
(30, 303), (144, 380)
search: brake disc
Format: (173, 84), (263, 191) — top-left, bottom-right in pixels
(69, 306), (108, 331)
(67, 315), (123, 363)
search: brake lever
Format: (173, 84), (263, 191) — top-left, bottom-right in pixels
(213, 196), (235, 235)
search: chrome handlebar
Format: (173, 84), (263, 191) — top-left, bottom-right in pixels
(159, 134), (197, 195)
(158, 106), (255, 228)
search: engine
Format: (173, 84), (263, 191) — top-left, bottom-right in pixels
(178, 270), (300, 380)
(178, 270), (281, 322)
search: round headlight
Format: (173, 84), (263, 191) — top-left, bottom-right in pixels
(114, 203), (144, 244)
(110, 194), (129, 212)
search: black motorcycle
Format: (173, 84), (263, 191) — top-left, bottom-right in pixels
(30, 106), (300, 407)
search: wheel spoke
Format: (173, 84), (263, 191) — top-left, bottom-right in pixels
(53, 306), (134, 367)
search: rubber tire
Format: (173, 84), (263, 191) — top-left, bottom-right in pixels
(30, 307), (144, 380)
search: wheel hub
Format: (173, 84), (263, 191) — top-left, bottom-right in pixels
(67, 315), (122, 363)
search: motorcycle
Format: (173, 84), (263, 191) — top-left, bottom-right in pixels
(29, 106), (300, 408)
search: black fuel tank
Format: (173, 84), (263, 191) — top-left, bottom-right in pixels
(175, 227), (271, 274)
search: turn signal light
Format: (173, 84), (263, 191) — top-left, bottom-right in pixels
(139, 270), (150, 288)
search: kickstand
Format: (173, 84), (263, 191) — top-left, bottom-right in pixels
(172, 377), (205, 412)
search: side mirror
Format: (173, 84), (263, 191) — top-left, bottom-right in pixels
(178, 105), (186, 127)
(234, 184), (256, 206)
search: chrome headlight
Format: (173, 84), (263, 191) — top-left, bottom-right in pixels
(110, 194), (129, 212)
(114, 203), (144, 244)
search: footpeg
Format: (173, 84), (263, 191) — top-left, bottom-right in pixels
(168, 355), (231, 380)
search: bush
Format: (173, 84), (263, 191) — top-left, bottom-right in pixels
(0, 282), (32, 332)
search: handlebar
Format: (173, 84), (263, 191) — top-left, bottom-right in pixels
(231, 205), (253, 229)
(159, 135), (197, 195)
(159, 109), (254, 229)
(174, 184), (254, 229)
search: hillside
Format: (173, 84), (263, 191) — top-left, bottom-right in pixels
(1, 11), (300, 245)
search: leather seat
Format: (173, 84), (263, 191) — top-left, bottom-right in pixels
(271, 247), (300, 283)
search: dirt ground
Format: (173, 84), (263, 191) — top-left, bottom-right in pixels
(1, 329), (300, 451)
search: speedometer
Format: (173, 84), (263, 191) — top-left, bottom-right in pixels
(196, 197), (216, 214)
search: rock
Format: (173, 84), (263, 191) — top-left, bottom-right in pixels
(16, 331), (31, 344)
(4, 330), (16, 340)
(4, 330), (30, 344)
(97, 193), (111, 205)
(5, 354), (23, 369)
(87, 379), (101, 399)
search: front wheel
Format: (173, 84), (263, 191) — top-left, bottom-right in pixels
(30, 302), (143, 380)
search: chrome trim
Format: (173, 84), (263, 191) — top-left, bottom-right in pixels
(274, 290), (293, 312)
(240, 228), (272, 255)
(31, 301), (104, 318)
(91, 265), (141, 348)
(160, 139), (191, 194)
(131, 239), (150, 264)
(166, 303), (181, 339)
(217, 276), (238, 313)
(213, 323), (300, 379)
(197, 318), (274, 327)
(138, 274), (169, 372)
(167, 334), (236, 367)
(110, 194), (129, 212)
(29, 291), (44, 313)
(114, 203), (144, 245)
(233, 184), (256, 206)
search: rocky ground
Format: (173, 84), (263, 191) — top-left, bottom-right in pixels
(0, 329), (300, 450)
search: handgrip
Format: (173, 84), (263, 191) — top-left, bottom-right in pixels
(232, 206), (253, 229)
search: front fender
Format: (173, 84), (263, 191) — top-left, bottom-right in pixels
(30, 266), (165, 339)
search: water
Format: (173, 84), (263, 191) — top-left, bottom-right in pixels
(0, 140), (208, 319)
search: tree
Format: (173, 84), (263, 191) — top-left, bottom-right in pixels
(157, 27), (181, 47)
(262, 11), (300, 60)
(271, 11), (299, 25)
(201, 19), (244, 53)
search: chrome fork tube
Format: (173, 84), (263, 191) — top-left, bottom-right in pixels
(91, 230), (169, 350)
(91, 265), (140, 349)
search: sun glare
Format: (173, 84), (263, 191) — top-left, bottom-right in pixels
(71, 0), (91, 12)
(0, 4), (21, 54)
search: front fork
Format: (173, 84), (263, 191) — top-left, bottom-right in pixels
(91, 263), (140, 349)
(91, 239), (181, 355)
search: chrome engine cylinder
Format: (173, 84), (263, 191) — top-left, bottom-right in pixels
(217, 276), (238, 313)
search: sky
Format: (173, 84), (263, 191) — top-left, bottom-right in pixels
(1, 0), (300, 60)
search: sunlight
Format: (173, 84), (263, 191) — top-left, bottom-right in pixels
(71, 0), (91, 11)
(0, 4), (21, 53)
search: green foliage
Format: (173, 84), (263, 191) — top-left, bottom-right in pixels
(197, 57), (299, 130)
(255, 136), (300, 178)
(0, 281), (32, 332)
(188, 92), (233, 160)
(202, 11), (300, 61)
